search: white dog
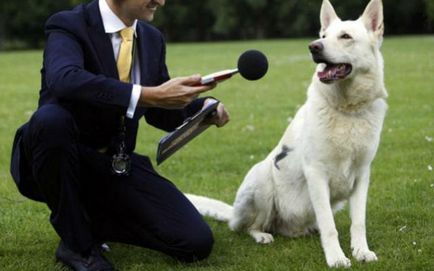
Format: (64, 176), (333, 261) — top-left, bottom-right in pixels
(187, 0), (387, 267)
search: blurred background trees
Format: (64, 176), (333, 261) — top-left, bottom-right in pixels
(0, 0), (433, 49)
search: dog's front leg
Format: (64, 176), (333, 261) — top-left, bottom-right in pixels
(305, 166), (351, 268)
(349, 166), (378, 262)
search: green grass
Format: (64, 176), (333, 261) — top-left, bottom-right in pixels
(0, 36), (433, 270)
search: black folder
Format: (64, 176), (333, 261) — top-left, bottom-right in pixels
(156, 100), (219, 165)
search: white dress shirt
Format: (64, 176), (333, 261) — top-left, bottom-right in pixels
(99, 0), (141, 119)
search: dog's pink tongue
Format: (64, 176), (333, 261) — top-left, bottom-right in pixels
(318, 64), (348, 83)
(318, 65), (335, 83)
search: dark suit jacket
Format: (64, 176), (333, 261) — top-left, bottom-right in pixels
(11, 0), (204, 200)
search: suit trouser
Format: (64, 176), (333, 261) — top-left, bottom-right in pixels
(19, 104), (213, 262)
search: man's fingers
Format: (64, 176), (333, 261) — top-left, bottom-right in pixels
(179, 74), (202, 85)
(189, 82), (217, 94)
(213, 103), (230, 127)
(217, 112), (230, 127)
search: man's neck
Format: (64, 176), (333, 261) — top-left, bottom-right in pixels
(105, 0), (135, 26)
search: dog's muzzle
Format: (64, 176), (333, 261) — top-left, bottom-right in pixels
(309, 41), (329, 63)
(308, 41), (352, 84)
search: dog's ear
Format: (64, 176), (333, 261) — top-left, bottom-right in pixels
(361, 0), (384, 38)
(320, 0), (340, 34)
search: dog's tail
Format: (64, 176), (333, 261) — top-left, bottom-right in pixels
(185, 194), (233, 222)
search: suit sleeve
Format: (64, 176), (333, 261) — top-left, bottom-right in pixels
(43, 17), (132, 109)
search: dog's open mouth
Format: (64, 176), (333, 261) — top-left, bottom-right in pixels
(317, 63), (352, 84)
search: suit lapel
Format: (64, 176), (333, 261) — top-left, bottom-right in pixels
(85, 0), (118, 79)
(136, 24), (149, 84)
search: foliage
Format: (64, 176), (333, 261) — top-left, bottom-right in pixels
(153, 0), (215, 41)
(0, 0), (76, 48)
(0, 0), (433, 49)
(424, 0), (434, 29)
(0, 36), (433, 270)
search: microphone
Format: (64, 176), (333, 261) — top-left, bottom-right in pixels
(238, 49), (269, 80)
(198, 50), (268, 85)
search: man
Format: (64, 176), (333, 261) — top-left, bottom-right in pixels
(10, 0), (230, 270)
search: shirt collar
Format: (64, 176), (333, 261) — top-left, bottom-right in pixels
(99, 0), (137, 36)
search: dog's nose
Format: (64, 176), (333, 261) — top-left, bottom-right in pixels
(309, 42), (324, 54)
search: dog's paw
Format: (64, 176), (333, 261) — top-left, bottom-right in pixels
(250, 231), (274, 244)
(352, 248), (378, 262)
(255, 233), (274, 244)
(326, 252), (351, 268)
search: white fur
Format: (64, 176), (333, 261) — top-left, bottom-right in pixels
(187, 0), (387, 268)
(186, 194), (232, 222)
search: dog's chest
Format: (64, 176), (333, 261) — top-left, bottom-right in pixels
(317, 109), (378, 161)
(315, 110), (379, 199)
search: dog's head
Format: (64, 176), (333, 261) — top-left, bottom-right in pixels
(309, 0), (384, 84)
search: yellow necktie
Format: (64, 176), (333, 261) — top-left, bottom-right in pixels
(117, 27), (135, 82)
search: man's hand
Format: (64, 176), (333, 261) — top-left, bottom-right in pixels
(204, 98), (230, 128)
(139, 75), (216, 109)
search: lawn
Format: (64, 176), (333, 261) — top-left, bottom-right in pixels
(0, 36), (433, 270)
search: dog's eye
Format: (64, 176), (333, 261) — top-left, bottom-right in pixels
(322, 35), (326, 39)
(340, 33), (352, 39)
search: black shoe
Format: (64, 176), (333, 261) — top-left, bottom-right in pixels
(55, 241), (114, 271)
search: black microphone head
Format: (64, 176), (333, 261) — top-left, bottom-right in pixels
(237, 50), (269, 81)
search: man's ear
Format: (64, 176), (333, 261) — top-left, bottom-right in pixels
(320, 0), (340, 35)
(361, 0), (384, 38)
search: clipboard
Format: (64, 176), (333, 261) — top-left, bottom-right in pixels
(156, 99), (219, 165)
